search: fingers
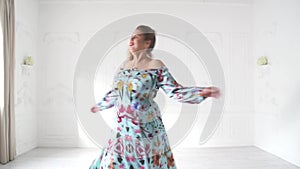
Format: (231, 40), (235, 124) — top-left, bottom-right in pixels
(203, 87), (221, 98)
(210, 87), (220, 98)
(211, 91), (220, 98)
(90, 106), (99, 113)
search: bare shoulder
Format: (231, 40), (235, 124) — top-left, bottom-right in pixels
(151, 59), (166, 68)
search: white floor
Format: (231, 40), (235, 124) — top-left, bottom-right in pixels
(0, 146), (299, 169)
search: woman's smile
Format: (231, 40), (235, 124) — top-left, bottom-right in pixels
(129, 41), (134, 46)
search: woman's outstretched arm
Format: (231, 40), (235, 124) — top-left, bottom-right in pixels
(155, 61), (220, 103)
(91, 85), (119, 113)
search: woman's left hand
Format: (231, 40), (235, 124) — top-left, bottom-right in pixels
(201, 87), (221, 98)
(91, 105), (100, 113)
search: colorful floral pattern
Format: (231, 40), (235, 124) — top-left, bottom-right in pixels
(89, 65), (207, 169)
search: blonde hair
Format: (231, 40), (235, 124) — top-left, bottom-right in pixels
(127, 25), (156, 60)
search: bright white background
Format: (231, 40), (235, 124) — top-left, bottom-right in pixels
(12, 0), (300, 167)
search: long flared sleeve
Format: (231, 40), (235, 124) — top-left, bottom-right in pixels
(156, 66), (207, 104)
(96, 82), (119, 111)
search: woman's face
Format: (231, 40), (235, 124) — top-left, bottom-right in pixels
(128, 29), (150, 54)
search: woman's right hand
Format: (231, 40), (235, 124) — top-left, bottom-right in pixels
(201, 87), (221, 98)
(91, 105), (100, 113)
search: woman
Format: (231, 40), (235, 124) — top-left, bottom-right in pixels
(89, 25), (220, 169)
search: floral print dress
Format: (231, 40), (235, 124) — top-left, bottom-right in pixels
(89, 65), (207, 169)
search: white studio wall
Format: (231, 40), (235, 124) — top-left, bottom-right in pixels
(253, 0), (300, 166)
(36, 0), (254, 150)
(13, 0), (300, 167)
(14, 0), (39, 156)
